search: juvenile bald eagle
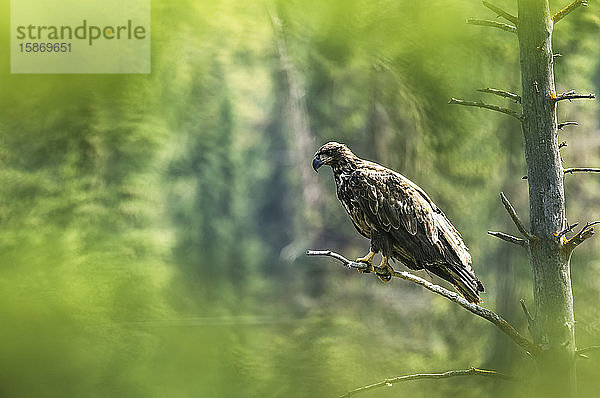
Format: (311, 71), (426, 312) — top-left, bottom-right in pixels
(313, 142), (484, 303)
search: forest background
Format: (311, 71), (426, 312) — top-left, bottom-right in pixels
(0, 0), (599, 397)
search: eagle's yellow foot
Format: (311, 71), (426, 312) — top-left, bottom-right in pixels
(355, 251), (375, 274)
(375, 256), (393, 282)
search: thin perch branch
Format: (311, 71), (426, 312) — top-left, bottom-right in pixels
(558, 121), (578, 130)
(306, 250), (540, 356)
(488, 231), (527, 247)
(553, 90), (595, 102)
(520, 299), (535, 335)
(556, 222), (579, 239)
(500, 192), (532, 239)
(477, 88), (521, 103)
(564, 167), (600, 175)
(576, 345), (600, 356)
(553, 0), (588, 24)
(466, 19), (517, 33)
(339, 367), (514, 397)
(482, 1), (518, 25)
(449, 98), (522, 120)
(566, 221), (600, 250)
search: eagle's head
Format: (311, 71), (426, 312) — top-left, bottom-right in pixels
(312, 142), (357, 172)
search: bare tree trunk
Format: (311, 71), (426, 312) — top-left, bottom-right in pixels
(517, 0), (576, 396)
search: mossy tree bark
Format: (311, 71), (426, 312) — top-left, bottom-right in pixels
(517, 0), (576, 396)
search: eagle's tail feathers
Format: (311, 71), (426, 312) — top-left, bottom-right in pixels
(448, 263), (484, 304)
(427, 261), (483, 304)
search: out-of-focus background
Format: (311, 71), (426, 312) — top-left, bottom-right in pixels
(0, 0), (599, 397)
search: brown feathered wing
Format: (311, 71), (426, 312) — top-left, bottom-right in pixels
(339, 161), (483, 302)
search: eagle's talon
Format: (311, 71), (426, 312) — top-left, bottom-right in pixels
(375, 268), (392, 282)
(375, 256), (393, 282)
(356, 263), (374, 274)
(355, 251), (375, 273)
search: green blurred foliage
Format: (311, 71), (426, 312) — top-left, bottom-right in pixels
(0, 0), (599, 397)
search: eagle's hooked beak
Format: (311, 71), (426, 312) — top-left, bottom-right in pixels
(312, 155), (324, 172)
